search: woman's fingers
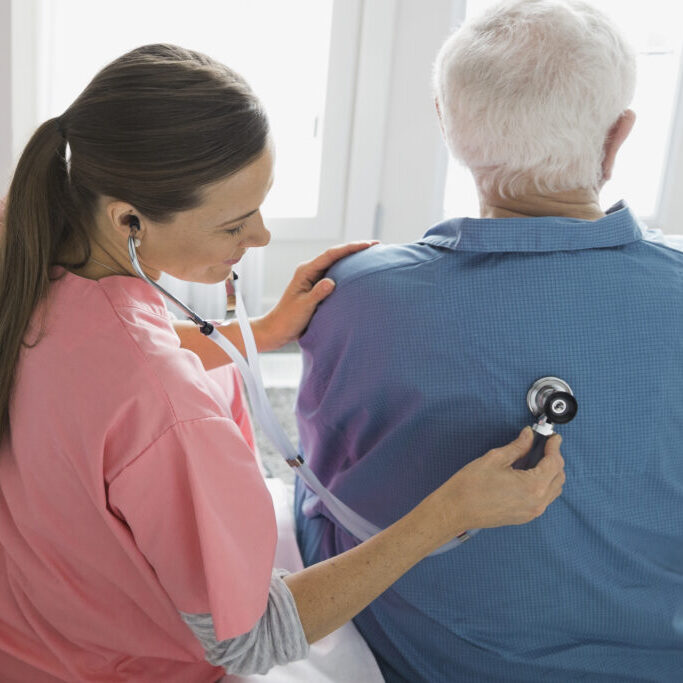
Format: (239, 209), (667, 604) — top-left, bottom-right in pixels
(452, 430), (566, 530)
(534, 435), (564, 477)
(307, 277), (336, 305)
(493, 426), (534, 466)
(523, 437), (564, 510)
(256, 243), (378, 350)
(549, 471), (566, 499)
(523, 438), (565, 518)
(299, 241), (379, 283)
(547, 465), (567, 500)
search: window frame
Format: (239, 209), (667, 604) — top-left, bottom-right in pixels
(656, 49), (683, 232)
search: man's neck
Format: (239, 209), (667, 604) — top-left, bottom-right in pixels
(478, 186), (604, 221)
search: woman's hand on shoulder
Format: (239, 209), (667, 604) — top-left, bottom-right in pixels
(252, 240), (379, 352)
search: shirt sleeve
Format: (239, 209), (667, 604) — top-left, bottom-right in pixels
(108, 416), (277, 641)
(180, 568), (309, 675)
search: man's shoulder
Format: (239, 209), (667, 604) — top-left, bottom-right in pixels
(326, 241), (444, 289)
(641, 229), (683, 256)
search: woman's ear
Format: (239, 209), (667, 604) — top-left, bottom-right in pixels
(601, 109), (636, 184)
(106, 201), (142, 241)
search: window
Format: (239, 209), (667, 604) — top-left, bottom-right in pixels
(27, 0), (361, 230)
(443, 0), (683, 224)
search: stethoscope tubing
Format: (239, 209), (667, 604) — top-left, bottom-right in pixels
(128, 235), (214, 333)
(128, 234), (475, 553)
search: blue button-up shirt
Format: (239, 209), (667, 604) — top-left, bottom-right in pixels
(295, 203), (683, 682)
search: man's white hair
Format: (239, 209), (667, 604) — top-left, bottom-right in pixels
(433, 0), (636, 197)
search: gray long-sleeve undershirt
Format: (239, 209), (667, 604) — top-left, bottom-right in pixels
(180, 568), (309, 676)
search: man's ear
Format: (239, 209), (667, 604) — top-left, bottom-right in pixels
(601, 109), (636, 183)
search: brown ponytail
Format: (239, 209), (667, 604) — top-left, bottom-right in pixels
(0, 43), (269, 443)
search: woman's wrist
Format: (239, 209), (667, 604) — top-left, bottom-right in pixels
(212, 315), (290, 356)
(409, 489), (470, 553)
(250, 313), (292, 353)
(249, 316), (274, 353)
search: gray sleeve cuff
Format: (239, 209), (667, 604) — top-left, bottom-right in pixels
(179, 568), (309, 676)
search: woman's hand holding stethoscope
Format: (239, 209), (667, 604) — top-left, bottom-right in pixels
(248, 240), (379, 352)
(420, 428), (565, 546)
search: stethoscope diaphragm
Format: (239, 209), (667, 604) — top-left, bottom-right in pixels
(515, 376), (578, 470)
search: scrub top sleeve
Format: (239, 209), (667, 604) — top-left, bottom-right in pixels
(108, 417), (277, 641)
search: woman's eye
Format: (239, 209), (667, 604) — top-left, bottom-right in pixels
(225, 222), (246, 235)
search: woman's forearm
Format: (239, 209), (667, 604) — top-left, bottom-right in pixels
(284, 432), (565, 645)
(174, 317), (275, 371)
(283, 491), (461, 644)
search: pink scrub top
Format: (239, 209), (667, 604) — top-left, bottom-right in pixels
(0, 269), (277, 682)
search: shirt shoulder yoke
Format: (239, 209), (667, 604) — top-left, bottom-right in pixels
(326, 242), (443, 289)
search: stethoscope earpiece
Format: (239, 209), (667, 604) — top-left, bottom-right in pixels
(128, 215), (142, 247)
(515, 376), (578, 470)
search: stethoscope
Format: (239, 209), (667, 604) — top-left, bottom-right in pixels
(517, 377), (578, 470)
(127, 218), (578, 553)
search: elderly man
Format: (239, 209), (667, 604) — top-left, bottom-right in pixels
(294, 1), (683, 681)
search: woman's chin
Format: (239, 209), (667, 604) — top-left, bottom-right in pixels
(207, 264), (233, 284)
(163, 263), (232, 285)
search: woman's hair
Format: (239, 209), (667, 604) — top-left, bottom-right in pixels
(0, 43), (269, 443)
(433, 0), (636, 197)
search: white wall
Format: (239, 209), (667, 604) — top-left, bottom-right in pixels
(0, 1), (12, 193)
(658, 62), (683, 232)
(375, 0), (457, 244)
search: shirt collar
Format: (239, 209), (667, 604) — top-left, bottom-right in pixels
(418, 201), (644, 253)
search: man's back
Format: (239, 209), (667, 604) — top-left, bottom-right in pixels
(295, 204), (683, 682)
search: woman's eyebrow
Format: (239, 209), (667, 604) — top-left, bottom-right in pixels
(215, 207), (259, 228)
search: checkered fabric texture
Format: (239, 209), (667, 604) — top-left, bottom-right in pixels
(294, 204), (683, 682)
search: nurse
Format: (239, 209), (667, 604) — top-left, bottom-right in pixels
(0, 44), (565, 682)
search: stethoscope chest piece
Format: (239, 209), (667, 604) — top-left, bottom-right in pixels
(526, 376), (578, 424)
(515, 376), (578, 470)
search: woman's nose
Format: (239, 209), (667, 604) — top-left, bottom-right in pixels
(242, 212), (271, 248)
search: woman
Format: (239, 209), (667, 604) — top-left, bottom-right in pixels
(0, 44), (564, 682)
